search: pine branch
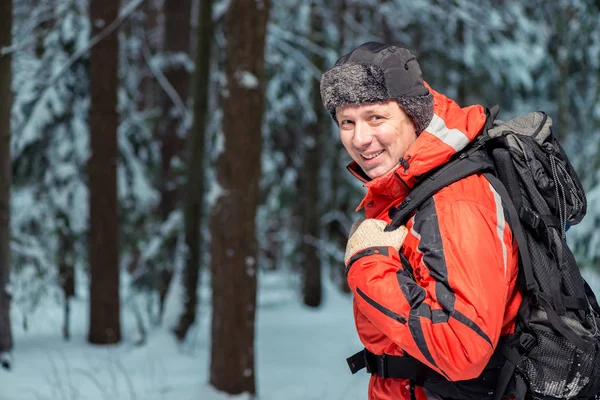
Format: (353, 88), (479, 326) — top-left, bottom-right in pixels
(48, 0), (146, 85)
(1, 4), (54, 57)
(269, 24), (330, 59)
(140, 36), (190, 121)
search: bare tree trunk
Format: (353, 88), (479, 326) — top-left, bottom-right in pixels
(455, 19), (468, 107)
(555, 15), (570, 141)
(330, 0), (351, 293)
(88, 0), (121, 345)
(57, 212), (75, 341)
(155, 0), (192, 323)
(546, 3), (574, 141)
(301, 3), (325, 308)
(0, 0), (13, 370)
(209, 0), (270, 394)
(173, 0), (213, 341)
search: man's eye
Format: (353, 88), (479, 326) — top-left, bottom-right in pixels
(340, 120), (353, 126)
(370, 115), (382, 121)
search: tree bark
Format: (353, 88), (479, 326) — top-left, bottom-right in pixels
(88, 0), (121, 345)
(209, 0), (270, 394)
(0, 0), (13, 369)
(543, 2), (574, 141)
(301, 3), (325, 308)
(173, 0), (213, 341)
(57, 212), (75, 341)
(455, 19), (468, 107)
(155, 0), (192, 324)
(555, 8), (571, 141)
(331, 0), (351, 293)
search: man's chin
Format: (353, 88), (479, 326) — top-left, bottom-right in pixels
(364, 165), (394, 180)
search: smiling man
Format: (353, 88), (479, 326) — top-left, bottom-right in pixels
(320, 42), (521, 400)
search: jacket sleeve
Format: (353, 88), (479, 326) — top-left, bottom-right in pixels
(346, 195), (517, 381)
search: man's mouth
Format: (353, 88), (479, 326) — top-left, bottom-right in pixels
(361, 150), (384, 160)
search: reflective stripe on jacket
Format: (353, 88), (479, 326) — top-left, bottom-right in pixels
(346, 86), (522, 400)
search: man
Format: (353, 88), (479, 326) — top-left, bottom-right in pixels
(320, 42), (522, 399)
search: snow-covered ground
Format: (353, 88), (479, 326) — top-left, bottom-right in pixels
(2, 272), (369, 400)
(4, 264), (600, 400)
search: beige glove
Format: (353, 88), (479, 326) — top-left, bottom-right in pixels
(344, 219), (409, 265)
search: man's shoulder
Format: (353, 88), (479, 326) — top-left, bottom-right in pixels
(431, 173), (495, 208)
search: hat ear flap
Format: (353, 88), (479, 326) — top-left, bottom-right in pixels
(396, 93), (434, 135)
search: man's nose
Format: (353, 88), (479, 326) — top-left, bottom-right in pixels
(352, 122), (372, 149)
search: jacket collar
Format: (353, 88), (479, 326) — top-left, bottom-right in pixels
(348, 84), (487, 212)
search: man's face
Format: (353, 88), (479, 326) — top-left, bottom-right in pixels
(336, 100), (418, 179)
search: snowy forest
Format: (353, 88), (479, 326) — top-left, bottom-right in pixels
(1, 0), (600, 399)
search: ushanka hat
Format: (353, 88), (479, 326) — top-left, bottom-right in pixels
(320, 42), (434, 134)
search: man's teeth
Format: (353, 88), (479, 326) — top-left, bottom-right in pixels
(362, 150), (384, 159)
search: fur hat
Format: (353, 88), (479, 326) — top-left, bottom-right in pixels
(320, 42), (434, 134)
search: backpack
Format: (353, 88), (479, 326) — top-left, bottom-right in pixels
(382, 106), (600, 400)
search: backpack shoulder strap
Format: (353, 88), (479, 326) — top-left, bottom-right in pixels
(386, 143), (495, 231)
(486, 104), (500, 130)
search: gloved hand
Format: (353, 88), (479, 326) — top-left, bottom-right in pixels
(344, 219), (408, 265)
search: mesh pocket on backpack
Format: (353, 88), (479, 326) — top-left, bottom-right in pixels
(519, 322), (598, 399)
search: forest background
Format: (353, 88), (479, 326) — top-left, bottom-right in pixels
(0, 0), (600, 398)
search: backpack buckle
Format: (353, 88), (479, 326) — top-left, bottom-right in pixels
(378, 353), (388, 378)
(363, 351), (388, 378)
(518, 333), (537, 353)
(520, 207), (540, 229)
(477, 134), (491, 145)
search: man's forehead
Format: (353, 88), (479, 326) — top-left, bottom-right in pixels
(336, 100), (396, 115)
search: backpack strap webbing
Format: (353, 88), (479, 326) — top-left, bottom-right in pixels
(385, 144), (494, 231)
(486, 104), (500, 131)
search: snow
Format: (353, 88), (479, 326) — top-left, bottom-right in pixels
(2, 273), (369, 400)
(235, 70), (259, 89)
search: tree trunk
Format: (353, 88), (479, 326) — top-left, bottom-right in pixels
(88, 0), (121, 345)
(546, 3), (573, 141)
(155, 0), (192, 324)
(455, 19), (468, 106)
(173, 0), (213, 341)
(209, 0), (270, 394)
(57, 212), (75, 341)
(330, 0), (351, 293)
(301, 3), (325, 308)
(555, 12), (570, 141)
(0, 0), (13, 370)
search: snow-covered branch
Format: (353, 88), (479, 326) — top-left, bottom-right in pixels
(140, 37), (190, 121)
(268, 24), (330, 59)
(49, 0), (146, 85)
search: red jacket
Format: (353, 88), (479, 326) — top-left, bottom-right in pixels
(346, 87), (522, 400)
